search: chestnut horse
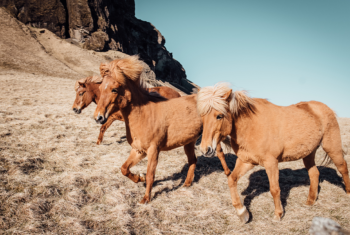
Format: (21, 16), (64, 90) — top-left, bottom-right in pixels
(94, 56), (231, 204)
(197, 82), (350, 222)
(72, 76), (181, 144)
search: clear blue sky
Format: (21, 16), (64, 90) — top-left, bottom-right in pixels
(135, 0), (350, 117)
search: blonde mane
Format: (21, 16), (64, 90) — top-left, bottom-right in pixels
(74, 76), (103, 91)
(102, 55), (162, 98)
(197, 82), (255, 116)
(107, 55), (144, 86)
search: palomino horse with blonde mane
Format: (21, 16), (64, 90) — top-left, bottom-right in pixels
(94, 56), (232, 204)
(197, 82), (350, 222)
(72, 75), (181, 144)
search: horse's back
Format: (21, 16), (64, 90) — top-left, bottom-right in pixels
(148, 86), (181, 99)
(241, 99), (338, 162)
(278, 100), (339, 161)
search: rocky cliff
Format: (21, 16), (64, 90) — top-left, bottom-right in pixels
(0, 0), (198, 93)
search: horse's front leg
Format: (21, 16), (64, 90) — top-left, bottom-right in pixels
(140, 145), (159, 204)
(121, 149), (147, 183)
(97, 117), (115, 145)
(216, 143), (231, 176)
(228, 158), (254, 223)
(264, 159), (284, 221)
(97, 112), (123, 145)
(183, 141), (197, 187)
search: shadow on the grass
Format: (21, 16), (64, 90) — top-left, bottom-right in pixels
(153, 153), (347, 220)
(153, 153), (238, 199)
(241, 166), (346, 213)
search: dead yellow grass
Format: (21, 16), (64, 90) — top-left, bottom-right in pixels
(1, 70), (350, 234)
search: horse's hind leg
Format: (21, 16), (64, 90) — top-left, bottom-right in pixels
(303, 150), (320, 205)
(216, 143), (231, 176)
(183, 141), (197, 187)
(322, 122), (350, 195)
(121, 149), (147, 183)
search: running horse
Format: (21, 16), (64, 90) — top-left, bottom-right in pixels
(72, 75), (181, 144)
(94, 56), (232, 204)
(197, 82), (350, 222)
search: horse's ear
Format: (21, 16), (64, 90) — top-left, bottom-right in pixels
(100, 63), (110, 77)
(222, 89), (232, 102)
(92, 76), (103, 84)
(78, 82), (86, 88)
(75, 78), (87, 91)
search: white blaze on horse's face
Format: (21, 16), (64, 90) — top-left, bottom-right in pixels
(200, 109), (233, 157)
(105, 83), (109, 90)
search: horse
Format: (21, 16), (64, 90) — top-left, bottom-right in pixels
(72, 76), (181, 144)
(93, 55), (232, 204)
(197, 82), (350, 223)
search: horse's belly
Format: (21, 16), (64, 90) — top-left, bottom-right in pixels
(280, 141), (319, 162)
(162, 131), (200, 150)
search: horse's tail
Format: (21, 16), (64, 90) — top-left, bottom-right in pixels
(320, 151), (332, 167)
(342, 143), (348, 156)
(220, 136), (233, 154)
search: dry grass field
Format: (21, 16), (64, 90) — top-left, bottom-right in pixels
(0, 69), (350, 234)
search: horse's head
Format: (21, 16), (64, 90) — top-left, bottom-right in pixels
(72, 77), (101, 114)
(197, 83), (254, 157)
(94, 56), (144, 124)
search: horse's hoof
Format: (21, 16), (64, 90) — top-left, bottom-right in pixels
(139, 174), (145, 182)
(139, 197), (150, 204)
(272, 213), (283, 221)
(237, 206), (249, 223)
(96, 140), (101, 145)
(305, 199), (316, 206)
(182, 183), (192, 187)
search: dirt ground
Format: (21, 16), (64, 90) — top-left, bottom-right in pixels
(0, 69), (349, 234)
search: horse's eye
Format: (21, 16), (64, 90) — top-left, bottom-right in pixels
(112, 89), (118, 94)
(217, 114), (224, 120)
(79, 92), (84, 96)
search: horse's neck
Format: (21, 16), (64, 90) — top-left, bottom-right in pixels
(230, 112), (253, 145)
(88, 83), (100, 103)
(119, 90), (154, 133)
(121, 97), (148, 124)
(231, 100), (260, 145)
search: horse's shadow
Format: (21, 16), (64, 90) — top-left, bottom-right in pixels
(152, 153), (238, 199)
(241, 165), (346, 212)
(153, 153), (347, 218)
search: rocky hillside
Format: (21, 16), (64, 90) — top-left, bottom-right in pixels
(0, 0), (198, 93)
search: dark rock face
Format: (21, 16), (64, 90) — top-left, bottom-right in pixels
(0, 0), (198, 93)
(0, 0), (68, 38)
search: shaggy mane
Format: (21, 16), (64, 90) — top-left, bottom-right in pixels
(104, 55), (166, 101)
(197, 82), (255, 117)
(74, 76), (103, 91)
(107, 55), (144, 86)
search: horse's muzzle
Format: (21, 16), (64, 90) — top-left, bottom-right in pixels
(73, 108), (81, 114)
(95, 115), (106, 124)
